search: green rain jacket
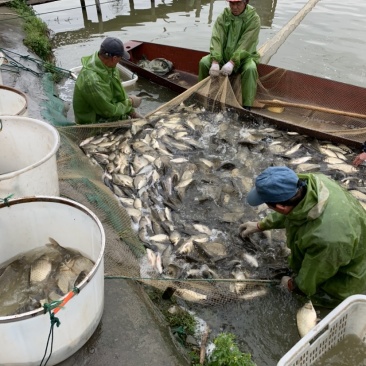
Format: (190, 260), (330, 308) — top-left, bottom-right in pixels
(73, 51), (133, 124)
(259, 173), (366, 301)
(209, 5), (260, 71)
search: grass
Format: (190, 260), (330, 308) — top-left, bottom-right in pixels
(145, 286), (256, 365)
(9, 0), (54, 62)
(8, 0), (65, 82)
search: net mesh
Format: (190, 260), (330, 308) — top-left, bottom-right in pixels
(254, 67), (366, 144)
(56, 72), (365, 306)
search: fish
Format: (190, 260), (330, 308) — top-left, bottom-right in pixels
(78, 102), (364, 308)
(289, 156), (312, 165)
(30, 254), (52, 283)
(328, 163), (357, 174)
(238, 287), (269, 300)
(193, 224), (212, 236)
(46, 237), (94, 293)
(349, 189), (366, 202)
(296, 301), (317, 338)
(242, 252), (259, 268)
(229, 266), (247, 295)
(284, 143), (302, 156)
(56, 261), (78, 294)
(175, 288), (207, 302)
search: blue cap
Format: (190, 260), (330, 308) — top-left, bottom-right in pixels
(247, 166), (299, 206)
(100, 37), (130, 60)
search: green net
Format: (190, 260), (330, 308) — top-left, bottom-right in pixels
(55, 75), (365, 306)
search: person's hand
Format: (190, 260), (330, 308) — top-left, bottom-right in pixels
(209, 62), (220, 77)
(280, 276), (296, 291)
(220, 61), (234, 76)
(352, 152), (366, 167)
(130, 111), (144, 119)
(129, 95), (142, 108)
(239, 221), (262, 238)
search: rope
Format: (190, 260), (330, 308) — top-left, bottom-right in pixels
(0, 48), (76, 79)
(39, 288), (80, 366)
(0, 194), (14, 206)
(104, 275), (280, 286)
(40, 302), (62, 366)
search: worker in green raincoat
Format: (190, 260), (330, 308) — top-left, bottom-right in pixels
(239, 166), (366, 308)
(73, 37), (142, 124)
(198, 0), (260, 109)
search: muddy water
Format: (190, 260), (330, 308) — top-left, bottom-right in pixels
(33, 1), (366, 364)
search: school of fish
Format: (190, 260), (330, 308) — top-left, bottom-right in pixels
(79, 102), (366, 306)
(0, 238), (94, 316)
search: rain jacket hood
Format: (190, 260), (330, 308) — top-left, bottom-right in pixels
(210, 5), (260, 70)
(259, 173), (366, 302)
(73, 51), (133, 124)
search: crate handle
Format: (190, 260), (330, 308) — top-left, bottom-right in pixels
(309, 323), (329, 345)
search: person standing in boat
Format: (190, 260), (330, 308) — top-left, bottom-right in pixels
(239, 166), (366, 308)
(73, 37), (142, 124)
(198, 0), (261, 110)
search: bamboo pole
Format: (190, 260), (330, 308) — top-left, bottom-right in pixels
(256, 99), (366, 120)
(259, 0), (321, 64)
(200, 326), (210, 365)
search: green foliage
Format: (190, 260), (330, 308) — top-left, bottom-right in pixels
(208, 333), (256, 366)
(165, 309), (196, 334)
(23, 32), (52, 61)
(9, 0), (54, 62)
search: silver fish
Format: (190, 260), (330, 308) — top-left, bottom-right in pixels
(296, 301), (317, 338)
(30, 254), (52, 283)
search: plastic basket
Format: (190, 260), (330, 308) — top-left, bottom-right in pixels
(277, 295), (366, 366)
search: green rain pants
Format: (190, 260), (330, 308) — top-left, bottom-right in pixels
(198, 55), (258, 107)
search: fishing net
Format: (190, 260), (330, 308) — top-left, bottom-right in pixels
(56, 69), (366, 307)
(253, 67), (366, 145)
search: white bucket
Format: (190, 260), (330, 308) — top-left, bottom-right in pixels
(0, 116), (60, 198)
(70, 63), (138, 89)
(0, 196), (105, 366)
(0, 85), (28, 116)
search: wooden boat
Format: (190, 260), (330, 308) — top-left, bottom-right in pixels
(121, 40), (366, 147)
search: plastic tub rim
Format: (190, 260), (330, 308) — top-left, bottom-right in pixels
(0, 195), (105, 323)
(70, 63), (138, 87)
(0, 116), (60, 181)
(0, 85), (28, 115)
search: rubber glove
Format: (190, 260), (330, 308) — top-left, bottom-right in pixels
(352, 152), (366, 167)
(209, 62), (220, 77)
(129, 95), (142, 108)
(280, 276), (296, 291)
(239, 221), (262, 238)
(130, 111), (144, 119)
(220, 61), (234, 76)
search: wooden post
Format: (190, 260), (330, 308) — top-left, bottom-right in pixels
(95, 0), (101, 15)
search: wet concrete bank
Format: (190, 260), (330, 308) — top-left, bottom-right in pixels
(0, 6), (189, 366)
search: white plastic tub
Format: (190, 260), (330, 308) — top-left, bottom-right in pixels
(70, 63), (138, 89)
(278, 295), (366, 366)
(0, 85), (28, 116)
(0, 196), (105, 366)
(0, 116), (60, 198)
